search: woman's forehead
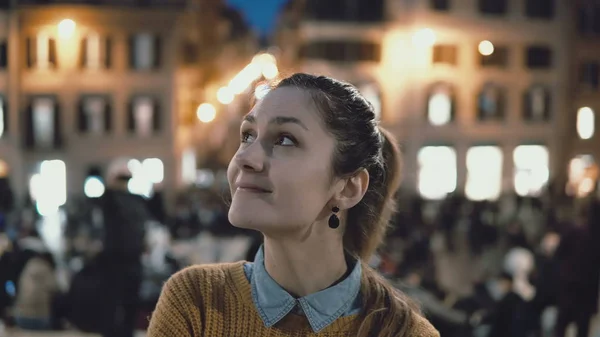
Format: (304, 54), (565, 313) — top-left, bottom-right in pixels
(248, 87), (321, 125)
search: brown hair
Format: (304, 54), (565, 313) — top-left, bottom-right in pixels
(276, 74), (421, 337)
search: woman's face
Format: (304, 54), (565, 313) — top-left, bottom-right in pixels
(227, 87), (338, 235)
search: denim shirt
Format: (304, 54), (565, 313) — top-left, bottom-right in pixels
(243, 246), (362, 333)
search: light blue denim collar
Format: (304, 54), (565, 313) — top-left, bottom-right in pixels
(243, 245), (362, 332)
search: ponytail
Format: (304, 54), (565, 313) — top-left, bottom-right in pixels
(353, 128), (423, 337)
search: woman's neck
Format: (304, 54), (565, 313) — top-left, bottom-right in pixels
(262, 234), (348, 297)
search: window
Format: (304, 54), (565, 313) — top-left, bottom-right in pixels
(578, 5), (600, 36)
(466, 146), (503, 201)
(142, 158), (164, 184)
(567, 155), (596, 197)
(29, 160), (66, 216)
(418, 146), (457, 200)
(125, 158), (161, 197)
(80, 34), (111, 69)
(0, 41), (7, 69)
(78, 96), (111, 135)
(526, 46), (552, 69)
(25, 97), (60, 149)
(579, 62), (599, 90)
(181, 148), (197, 185)
(305, 0), (384, 22)
(358, 83), (382, 120)
(577, 107), (595, 140)
(432, 45), (457, 65)
(0, 97), (6, 139)
(301, 41), (381, 63)
(478, 83), (505, 121)
(431, 0), (450, 11)
(128, 96), (160, 136)
(513, 145), (549, 196)
(427, 83), (454, 125)
(479, 46), (508, 67)
(479, 0), (507, 15)
(26, 33), (57, 69)
(523, 86), (551, 121)
(181, 41), (198, 65)
(129, 33), (161, 70)
(84, 175), (105, 198)
(525, 0), (554, 19)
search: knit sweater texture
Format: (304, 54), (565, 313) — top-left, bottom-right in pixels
(147, 261), (440, 336)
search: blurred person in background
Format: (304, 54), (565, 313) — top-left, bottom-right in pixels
(488, 271), (528, 337)
(148, 74), (438, 336)
(0, 164), (14, 224)
(91, 159), (151, 337)
(12, 254), (57, 330)
(553, 201), (597, 337)
(530, 231), (561, 337)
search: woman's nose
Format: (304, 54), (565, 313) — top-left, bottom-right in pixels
(235, 143), (265, 172)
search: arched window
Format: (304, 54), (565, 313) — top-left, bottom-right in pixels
(577, 107), (595, 140)
(567, 155), (597, 197)
(513, 145), (550, 196)
(418, 146), (457, 199)
(427, 83), (455, 125)
(523, 85), (551, 121)
(478, 83), (505, 121)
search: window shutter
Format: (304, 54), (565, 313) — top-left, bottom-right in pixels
(104, 98), (112, 132)
(24, 102), (34, 149)
(497, 90), (505, 119)
(1, 98), (7, 136)
(77, 98), (87, 132)
(26, 37), (36, 68)
(48, 38), (57, 68)
(0, 42), (7, 68)
(128, 36), (136, 69)
(80, 37), (88, 68)
(53, 100), (62, 148)
(152, 98), (161, 132)
(153, 35), (161, 69)
(127, 99), (135, 132)
(544, 90), (551, 121)
(523, 92), (532, 120)
(450, 93), (456, 121)
(104, 36), (112, 69)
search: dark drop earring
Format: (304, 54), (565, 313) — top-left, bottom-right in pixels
(328, 206), (340, 229)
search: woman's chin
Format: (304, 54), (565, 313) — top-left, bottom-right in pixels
(228, 207), (265, 230)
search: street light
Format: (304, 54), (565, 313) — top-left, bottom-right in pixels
(58, 19), (76, 39)
(478, 40), (494, 56)
(217, 87), (234, 105)
(255, 83), (271, 100)
(262, 63), (279, 80)
(197, 103), (216, 123)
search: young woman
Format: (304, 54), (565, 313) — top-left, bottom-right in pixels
(148, 73), (439, 336)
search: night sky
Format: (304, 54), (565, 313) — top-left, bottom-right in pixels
(227, 0), (290, 38)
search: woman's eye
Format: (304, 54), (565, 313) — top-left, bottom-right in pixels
(241, 131), (256, 143)
(275, 135), (296, 146)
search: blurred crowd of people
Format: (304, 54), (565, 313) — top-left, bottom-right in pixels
(0, 173), (599, 337)
(381, 185), (600, 337)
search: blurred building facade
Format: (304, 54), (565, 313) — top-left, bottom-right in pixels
(298, 0), (577, 201)
(0, 0), (256, 210)
(565, 0), (600, 197)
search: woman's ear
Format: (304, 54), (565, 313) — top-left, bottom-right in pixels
(335, 169), (369, 210)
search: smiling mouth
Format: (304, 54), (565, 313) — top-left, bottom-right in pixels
(237, 186), (272, 194)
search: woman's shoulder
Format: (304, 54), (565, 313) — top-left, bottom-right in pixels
(410, 312), (440, 337)
(162, 261), (244, 298)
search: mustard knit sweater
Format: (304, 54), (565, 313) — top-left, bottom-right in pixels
(147, 261), (439, 336)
